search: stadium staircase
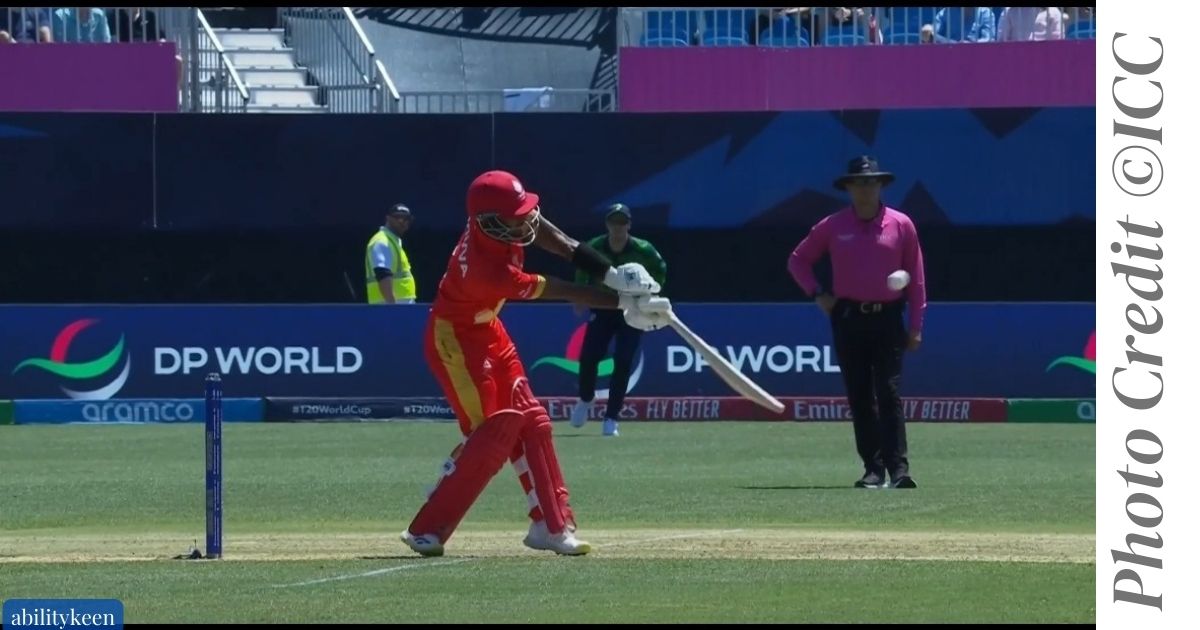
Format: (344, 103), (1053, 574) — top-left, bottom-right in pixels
(208, 27), (325, 114)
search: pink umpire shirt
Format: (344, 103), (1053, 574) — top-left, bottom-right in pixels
(787, 205), (928, 334)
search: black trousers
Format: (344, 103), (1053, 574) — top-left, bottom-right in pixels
(830, 299), (910, 478)
(578, 309), (643, 419)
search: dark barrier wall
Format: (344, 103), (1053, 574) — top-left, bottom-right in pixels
(1, 108), (1094, 229)
(0, 110), (1094, 303)
(0, 303), (1095, 400)
(0, 225), (1095, 304)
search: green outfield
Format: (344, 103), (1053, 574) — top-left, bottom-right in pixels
(0, 422), (1095, 623)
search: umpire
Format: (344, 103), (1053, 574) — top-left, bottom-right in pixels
(569, 204), (667, 437)
(787, 156), (927, 489)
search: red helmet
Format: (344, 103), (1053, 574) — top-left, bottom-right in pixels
(467, 170), (541, 246)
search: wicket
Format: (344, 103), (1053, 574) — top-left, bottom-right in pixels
(205, 372), (223, 559)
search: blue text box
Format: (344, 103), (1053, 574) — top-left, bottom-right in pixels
(3, 599), (123, 630)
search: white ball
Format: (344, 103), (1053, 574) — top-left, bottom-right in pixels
(887, 270), (910, 291)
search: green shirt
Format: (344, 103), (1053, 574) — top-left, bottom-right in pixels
(575, 235), (667, 291)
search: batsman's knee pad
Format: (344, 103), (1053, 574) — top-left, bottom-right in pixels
(507, 377), (546, 415)
(445, 411), (525, 481)
(522, 408), (552, 433)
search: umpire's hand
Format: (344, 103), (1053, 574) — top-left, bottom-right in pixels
(816, 294), (837, 316)
(907, 331), (922, 352)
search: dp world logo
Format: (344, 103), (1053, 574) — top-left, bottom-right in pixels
(1047, 330), (1096, 375)
(531, 323), (643, 398)
(13, 318), (131, 400)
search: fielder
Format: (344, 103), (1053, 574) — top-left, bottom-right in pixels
(569, 203), (667, 437)
(401, 170), (670, 557)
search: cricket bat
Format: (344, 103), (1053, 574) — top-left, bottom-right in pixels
(666, 312), (786, 414)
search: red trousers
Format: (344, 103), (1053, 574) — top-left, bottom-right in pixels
(409, 316), (575, 542)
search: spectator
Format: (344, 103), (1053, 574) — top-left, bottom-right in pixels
(1, 7), (53, 43)
(920, 23), (935, 44)
(932, 6), (996, 43)
(821, 7), (864, 30)
(1063, 6), (1095, 30)
(997, 6), (1065, 41)
(108, 7), (164, 42)
(755, 7), (811, 45)
(52, 7), (111, 43)
(813, 7), (887, 44)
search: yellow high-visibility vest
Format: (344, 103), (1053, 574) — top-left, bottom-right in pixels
(365, 228), (416, 304)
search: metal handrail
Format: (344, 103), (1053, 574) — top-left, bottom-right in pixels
(279, 6), (400, 113)
(375, 58), (401, 113)
(393, 88), (616, 114)
(196, 8), (249, 111)
(345, 6), (400, 111)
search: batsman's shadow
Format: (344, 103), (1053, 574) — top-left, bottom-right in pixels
(737, 485), (853, 491)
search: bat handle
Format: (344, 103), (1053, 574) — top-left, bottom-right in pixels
(667, 311), (686, 332)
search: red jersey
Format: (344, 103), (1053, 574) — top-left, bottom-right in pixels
(429, 228), (547, 326)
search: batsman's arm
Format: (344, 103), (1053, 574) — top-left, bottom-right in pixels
(534, 215), (658, 294)
(532, 215), (584, 260)
(538, 275), (620, 310)
(573, 236), (604, 286)
(533, 217), (616, 277)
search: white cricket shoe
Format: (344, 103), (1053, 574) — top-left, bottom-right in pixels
(569, 400), (590, 428)
(401, 530), (444, 557)
(524, 521), (588, 555)
(548, 530), (592, 556)
(523, 520), (553, 551)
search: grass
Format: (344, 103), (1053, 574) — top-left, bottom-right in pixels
(0, 422), (1096, 623)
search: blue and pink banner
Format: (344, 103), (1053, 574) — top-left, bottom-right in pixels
(0, 303), (1094, 401)
(619, 40), (1096, 112)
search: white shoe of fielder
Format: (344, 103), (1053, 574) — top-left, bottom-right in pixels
(569, 399), (590, 428)
(401, 530), (444, 557)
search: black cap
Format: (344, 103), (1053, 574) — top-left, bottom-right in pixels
(387, 203), (412, 218)
(833, 156), (895, 191)
(604, 203), (631, 222)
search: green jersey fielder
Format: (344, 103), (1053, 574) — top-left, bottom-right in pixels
(570, 204), (667, 436)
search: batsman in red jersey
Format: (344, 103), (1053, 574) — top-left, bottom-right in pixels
(402, 170), (671, 557)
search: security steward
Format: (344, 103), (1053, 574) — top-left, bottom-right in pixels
(365, 204), (417, 304)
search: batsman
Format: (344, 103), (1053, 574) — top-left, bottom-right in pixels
(402, 170), (671, 557)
